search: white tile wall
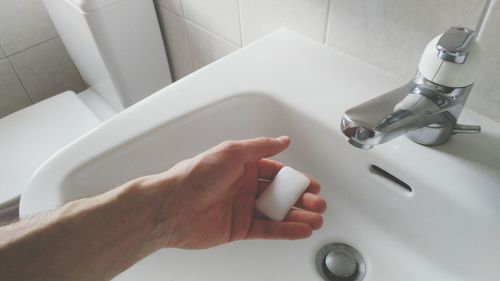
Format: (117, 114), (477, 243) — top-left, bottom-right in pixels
(0, 58), (32, 117)
(468, 0), (500, 121)
(182, 0), (242, 45)
(0, 0), (58, 56)
(0, 0), (84, 118)
(156, 0), (183, 15)
(327, 0), (488, 79)
(9, 37), (85, 103)
(240, 0), (330, 45)
(185, 21), (239, 70)
(158, 7), (193, 80)
(157, 0), (500, 122)
(3, 0), (496, 121)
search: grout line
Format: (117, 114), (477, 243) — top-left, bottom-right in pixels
(76, 67), (87, 89)
(5, 56), (34, 104)
(179, 1), (241, 47)
(4, 35), (59, 59)
(177, 0), (195, 71)
(184, 20), (196, 72)
(237, 0), (244, 46)
(184, 18), (241, 49)
(155, 6), (177, 79)
(476, 0), (495, 41)
(179, 0), (185, 16)
(158, 1), (183, 17)
(323, 0), (333, 44)
(0, 44), (6, 60)
(3, 36), (62, 104)
(158, 7), (193, 78)
(178, 1), (196, 71)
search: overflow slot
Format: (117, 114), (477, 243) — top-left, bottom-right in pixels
(369, 165), (412, 193)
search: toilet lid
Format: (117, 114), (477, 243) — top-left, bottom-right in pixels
(0, 91), (101, 210)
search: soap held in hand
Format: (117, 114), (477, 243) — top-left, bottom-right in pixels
(255, 166), (311, 221)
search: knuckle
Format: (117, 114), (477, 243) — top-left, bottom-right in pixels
(220, 140), (243, 158)
(130, 175), (152, 187)
(256, 137), (272, 144)
(220, 140), (237, 150)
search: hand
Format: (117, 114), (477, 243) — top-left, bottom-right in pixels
(146, 137), (327, 250)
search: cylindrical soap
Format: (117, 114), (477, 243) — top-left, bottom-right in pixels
(255, 166), (310, 221)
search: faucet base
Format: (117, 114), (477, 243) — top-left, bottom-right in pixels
(406, 123), (455, 146)
(407, 121), (482, 146)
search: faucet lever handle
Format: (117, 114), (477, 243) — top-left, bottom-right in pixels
(452, 124), (481, 135)
(436, 26), (476, 64)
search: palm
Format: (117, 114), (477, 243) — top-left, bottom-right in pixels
(165, 138), (326, 250)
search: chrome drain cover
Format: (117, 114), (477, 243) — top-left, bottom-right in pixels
(316, 243), (366, 281)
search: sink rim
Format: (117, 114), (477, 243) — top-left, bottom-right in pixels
(18, 29), (500, 281)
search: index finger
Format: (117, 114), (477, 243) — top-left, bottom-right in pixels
(234, 136), (291, 162)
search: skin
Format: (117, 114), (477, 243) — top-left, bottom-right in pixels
(0, 136), (326, 281)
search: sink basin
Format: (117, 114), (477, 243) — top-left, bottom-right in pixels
(20, 30), (500, 281)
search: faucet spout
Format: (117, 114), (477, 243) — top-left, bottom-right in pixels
(341, 83), (412, 149)
(341, 73), (476, 148)
(341, 26), (482, 149)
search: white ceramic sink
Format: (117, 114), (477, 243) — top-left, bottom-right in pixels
(20, 30), (500, 281)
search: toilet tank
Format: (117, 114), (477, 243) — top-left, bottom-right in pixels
(43, 0), (172, 111)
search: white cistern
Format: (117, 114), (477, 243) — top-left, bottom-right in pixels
(0, 0), (172, 217)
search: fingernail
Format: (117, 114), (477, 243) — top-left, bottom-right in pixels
(276, 136), (290, 143)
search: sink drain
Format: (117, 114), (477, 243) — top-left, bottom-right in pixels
(316, 243), (366, 281)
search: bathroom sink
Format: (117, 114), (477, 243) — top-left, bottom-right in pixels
(20, 30), (500, 281)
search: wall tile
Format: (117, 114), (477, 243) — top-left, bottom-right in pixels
(182, 0), (241, 45)
(467, 0), (500, 122)
(0, 59), (32, 118)
(240, 0), (330, 45)
(9, 37), (85, 103)
(158, 7), (194, 80)
(327, 0), (488, 78)
(185, 21), (239, 70)
(156, 0), (183, 16)
(0, 0), (58, 56)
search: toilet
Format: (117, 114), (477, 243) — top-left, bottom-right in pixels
(0, 0), (172, 217)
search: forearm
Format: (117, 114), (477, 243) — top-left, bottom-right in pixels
(0, 137), (326, 281)
(0, 178), (171, 281)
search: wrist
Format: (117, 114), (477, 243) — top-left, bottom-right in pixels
(124, 172), (180, 250)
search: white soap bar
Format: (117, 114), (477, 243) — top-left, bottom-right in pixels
(255, 166), (310, 221)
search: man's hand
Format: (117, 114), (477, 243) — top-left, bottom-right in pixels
(0, 137), (326, 281)
(145, 136), (327, 249)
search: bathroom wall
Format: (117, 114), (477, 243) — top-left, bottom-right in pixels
(155, 0), (500, 122)
(0, 0), (498, 121)
(0, 0), (84, 119)
(468, 0), (500, 122)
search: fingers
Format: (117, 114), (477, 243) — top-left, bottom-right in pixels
(284, 209), (323, 230)
(305, 178), (321, 194)
(255, 182), (326, 213)
(223, 136), (291, 163)
(257, 159), (284, 180)
(247, 200), (325, 240)
(295, 193), (327, 214)
(245, 220), (313, 240)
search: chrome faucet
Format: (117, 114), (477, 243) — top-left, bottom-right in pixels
(341, 27), (482, 149)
